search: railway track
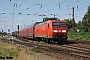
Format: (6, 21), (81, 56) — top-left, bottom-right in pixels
(68, 40), (90, 45)
(12, 39), (90, 60)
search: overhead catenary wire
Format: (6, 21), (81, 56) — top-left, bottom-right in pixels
(0, 0), (90, 32)
(58, 0), (61, 9)
(42, 0), (68, 14)
(8, 0), (90, 19)
(9, 0), (42, 32)
(34, 0), (53, 17)
(14, 0), (42, 17)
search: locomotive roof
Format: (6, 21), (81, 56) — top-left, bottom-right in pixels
(36, 19), (66, 26)
(47, 18), (58, 20)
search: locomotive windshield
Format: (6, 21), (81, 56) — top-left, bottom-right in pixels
(52, 22), (66, 27)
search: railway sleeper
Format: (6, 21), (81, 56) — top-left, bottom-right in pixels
(72, 50), (89, 54)
(62, 49), (90, 56)
(61, 45), (90, 51)
(59, 47), (90, 55)
(70, 53), (90, 59)
(58, 48), (90, 57)
(69, 47), (90, 52)
(68, 45), (90, 50)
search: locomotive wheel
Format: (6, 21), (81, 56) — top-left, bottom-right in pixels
(36, 38), (41, 42)
(57, 40), (60, 44)
(57, 39), (64, 45)
(46, 39), (51, 44)
(47, 39), (50, 44)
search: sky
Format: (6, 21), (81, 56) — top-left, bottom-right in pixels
(0, 0), (90, 33)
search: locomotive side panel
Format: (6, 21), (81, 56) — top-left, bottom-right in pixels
(47, 21), (53, 38)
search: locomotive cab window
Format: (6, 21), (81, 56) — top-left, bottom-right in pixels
(59, 22), (66, 27)
(52, 22), (59, 27)
(52, 22), (66, 27)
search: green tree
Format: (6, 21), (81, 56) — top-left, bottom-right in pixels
(65, 19), (72, 29)
(43, 17), (51, 22)
(76, 21), (82, 29)
(82, 14), (88, 27)
(43, 17), (57, 22)
(75, 21), (86, 32)
(3, 32), (7, 35)
(0, 32), (7, 35)
(82, 6), (90, 32)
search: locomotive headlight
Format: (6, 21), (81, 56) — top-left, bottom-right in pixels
(53, 30), (58, 32)
(62, 30), (66, 33)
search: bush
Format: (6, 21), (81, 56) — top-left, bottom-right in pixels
(39, 41), (45, 44)
(68, 32), (90, 40)
(31, 48), (42, 53)
(36, 41), (45, 44)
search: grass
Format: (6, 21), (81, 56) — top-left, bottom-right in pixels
(16, 46), (21, 52)
(68, 31), (90, 40)
(0, 42), (19, 60)
(0, 47), (18, 57)
(1, 39), (7, 42)
(0, 40), (57, 60)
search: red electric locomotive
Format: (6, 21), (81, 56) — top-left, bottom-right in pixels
(34, 18), (68, 44)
